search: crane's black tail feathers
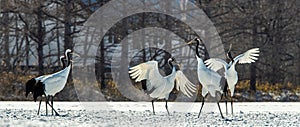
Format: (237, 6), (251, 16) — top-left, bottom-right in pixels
(33, 81), (45, 102)
(141, 80), (147, 91)
(25, 78), (36, 97)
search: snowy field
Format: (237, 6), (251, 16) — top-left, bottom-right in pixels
(0, 101), (299, 127)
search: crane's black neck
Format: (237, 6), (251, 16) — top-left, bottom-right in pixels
(168, 58), (180, 72)
(66, 51), (72, 66)
(61, 57), (66, 68)
(227, 51), (234, 62)
(168, 60), (174, 69)
(195, 38), (201, 58)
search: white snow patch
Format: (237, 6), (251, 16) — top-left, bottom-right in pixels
(0, 101), (299, 126)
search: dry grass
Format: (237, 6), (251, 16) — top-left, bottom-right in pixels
(0, 72), (34, 101)
(236, 80), (300, 95)
(1, 73), (299, 101)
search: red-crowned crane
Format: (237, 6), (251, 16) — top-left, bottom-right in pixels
(204, 45), (259, 115)
(129, 57), (197, 115)
(187, 37), (224, 119)
(25, 55), (66, 115)
(25, 49), (72, 116)
(25, 55), (66, 98)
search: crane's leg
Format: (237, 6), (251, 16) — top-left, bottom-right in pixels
(224, 91), (228, 115)
(46, 100), (60, 116)
(231, 95), (233, 115)
(222, 83), (229, 115)
(151, 100), (155, 115)
(216, 97), (224, 119)
(45, 96), (49, 116)
(198, 96), (205, 118)
(51, 96), (54, 115)
(165, 99), (170, 115)
(37, 98), (42, 115)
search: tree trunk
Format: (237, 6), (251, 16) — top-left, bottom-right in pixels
(2, 0), (11, 72)
(37, 3), (44, 75)
(64, 0), (73, 82)
(56, 2), (61, 67)
(61, 0), (77, 100)
(99, 32), (106, 89)
(250, 0), (258, 100)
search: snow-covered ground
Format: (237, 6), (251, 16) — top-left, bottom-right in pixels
(0, 101), (299, 127)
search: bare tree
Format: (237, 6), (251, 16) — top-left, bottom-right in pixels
(0, 0), (11, 72)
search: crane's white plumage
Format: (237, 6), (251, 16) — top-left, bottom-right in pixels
(25, 49), (72, 116)
(195, 56), (222, 97)
(37, 49), (72, 96)
(129, 60), (196, 99)
(204, 47), (259, 115)
(175, 71), (197, 97)
(204, 48), (260, 96)
(42, 65), (71, 96)
(234, 48), (259, 64)
(129, 59), (196, 115)
(187, 37), (224, 118)
(39, 49), (72, 116)
(34, 75), (45, 81)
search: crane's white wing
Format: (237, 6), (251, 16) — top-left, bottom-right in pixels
(43, 65), (71, 95)
(35, 74), (51, 81)
(128, 61), (163, 91)
(204, 58), (228, 71)
(175, 71), (197, 97)
(234, 48), (259, 64)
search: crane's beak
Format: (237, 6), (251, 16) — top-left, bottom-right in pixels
(177, 63), (182, 69)
(187, 37), (198, 45)
(227, 43), (232, 53)
(227, 44), (234, 62)
(173, 59), (178, 64)
(186, 40), (195, 45)
(71, 52), (80, 58)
